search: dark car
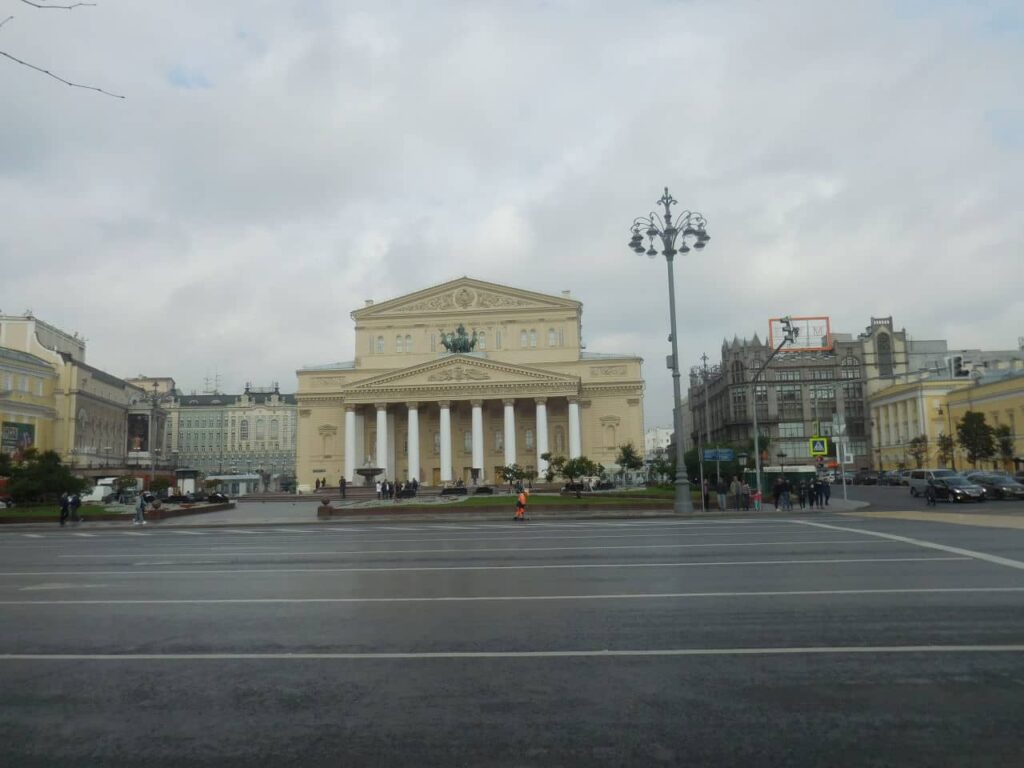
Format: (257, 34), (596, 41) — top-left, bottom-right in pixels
(879, 471), (902, 486)
(854, 471), (879, 486)
(968, 475), (1024, 500)
(207, 492), (230, 503)
(928, 477), (986, 503)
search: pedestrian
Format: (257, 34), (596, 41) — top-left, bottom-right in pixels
(514, 488), (528, 521)
(797, 481), (806, 510)
(925, 479), (937, 507)
(715, 476), (728, 510)
(59, 492), (70, 527)
(741, 480), (751, 511)
(133, 494), (147, 525)
(69, 492), (82, 524)
(814, 478), (825, 509)
(772, 477), (783, 511)
(781, 477), (792, 511)
(729, 476), (742, 511)
(339, 476), (346, 499)
(702, 478), (710, 511)
(822, 479), (831, 507)
(376, 479), (382, 500)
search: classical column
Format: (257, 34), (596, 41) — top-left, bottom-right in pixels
(375, 403), (388, 478)
(439, 400), (452, 483)
(535, 397), (549, 476)
(344, 405), (357, 482)
(406, 402), (419, 483)
(503, 398), (517, 467)
(568, 396), (581, 459)
(471, 399), (484, 477)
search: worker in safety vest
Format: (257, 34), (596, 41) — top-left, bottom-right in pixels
(515, 489), (528, 521)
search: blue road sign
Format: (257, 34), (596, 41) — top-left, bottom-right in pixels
(703, 448), (735, 461)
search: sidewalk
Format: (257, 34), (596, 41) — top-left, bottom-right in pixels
(0, 495), (868, 531)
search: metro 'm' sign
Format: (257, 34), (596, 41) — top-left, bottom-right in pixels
(768, 316), (833, 352)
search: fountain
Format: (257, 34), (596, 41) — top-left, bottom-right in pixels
(355, 458), (384, 487)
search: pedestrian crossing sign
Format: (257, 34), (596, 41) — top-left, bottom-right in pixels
(809, 437), (828, 456)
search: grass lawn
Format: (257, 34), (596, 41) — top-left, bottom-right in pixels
(0, 505), (129, 518)
(452, 493), (672, 508)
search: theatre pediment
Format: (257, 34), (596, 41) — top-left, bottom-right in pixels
(352, 277), (579, 319)
(342, 355), (579, 400)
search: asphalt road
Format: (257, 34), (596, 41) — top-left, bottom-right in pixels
(1, 515), (1023, 766)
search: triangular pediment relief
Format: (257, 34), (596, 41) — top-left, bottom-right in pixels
(345, 355), (579, 392)
(352, 277), (580, 318)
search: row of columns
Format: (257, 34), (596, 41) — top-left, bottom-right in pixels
(344, 397), (582, 483)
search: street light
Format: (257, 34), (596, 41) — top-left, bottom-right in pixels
(751, 316), (799, 504)
(629, 187), (710, 514)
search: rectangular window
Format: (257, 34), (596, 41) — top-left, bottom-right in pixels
(778, 422), (804, 438)
(776, 370), (801, 381)
(778, 384), (803, 419)
(463, 431), (472, 453)
(494, 431), (503, 452)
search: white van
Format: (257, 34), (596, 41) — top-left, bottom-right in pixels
(909, 469), (960, 496)
(81, 477), (118, 503)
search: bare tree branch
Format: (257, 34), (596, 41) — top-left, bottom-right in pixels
(0, 16), (14, 30)
(0, 49), (124, 97)
(19, 1), (97, 9)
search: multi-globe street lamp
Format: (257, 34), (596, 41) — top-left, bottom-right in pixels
(628, 187), (710, 514)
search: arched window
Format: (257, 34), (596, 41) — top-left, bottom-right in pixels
(520, 330), (528, 348)
(375, 336), (385, 354)
(477, 331), (486, 350)
(240, 419), (249, 441)
(877, 334), (894, 378)
(405, 334), (412, 353)
(529, 330), (537, 348)
(547, 328), (558, 347)
(270, 419), (279, 439)
(256, 417), (266, 440)
(554, 426), (565, 453)
(396, 335), (404, 353)
(525, 429), (535, 450)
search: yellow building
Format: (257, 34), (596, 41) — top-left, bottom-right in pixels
(295, 278), (645, 491)
(0, 347), (58, 457)
(869, 369), (1024, 471)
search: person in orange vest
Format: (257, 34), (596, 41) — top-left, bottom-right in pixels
(514, 489), (528, 521)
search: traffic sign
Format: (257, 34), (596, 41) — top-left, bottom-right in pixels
(703, 448), (735, 461)
(809, 437), (828, 456)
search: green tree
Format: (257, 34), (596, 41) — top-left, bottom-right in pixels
(937, 433), (955, 468)
(113, 476), (138, 494)
(540, 452), (566, 483)
(615, 442), (644, 484)
(4, 450), (87, 504)
(500, 463), (525, 491)
(994, 425), (1015, 470)
(908, 435), (929, 468)
(651, 455), (674, 484)
(559, 456), (599, 497)
(956, 411), (995, 468)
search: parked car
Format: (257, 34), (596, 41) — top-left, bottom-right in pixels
(927, 476), (986, 503)
(967, 475), (1024, 500)
(879, 471), (902, 486)
(0, 496), (13, 509)
(909, 469), (960, 497)
(207, 492), (230, 503)
(898, 470), (912, 486)
(854, 471), (879, 485)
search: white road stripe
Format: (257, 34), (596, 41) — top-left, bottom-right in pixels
(172, 531), (205, 536)
(70, 533), (95, 537)
(23, 534), (42, 538)
(122, 532), (149, 537)
(790, 519), (1024, 571)
(0, 556), (971, 579)
(4, 645), (1021, 661)
(56, 538), (893, 559)
(218, 529), (260, 535)
(1, 587), (1022, 607)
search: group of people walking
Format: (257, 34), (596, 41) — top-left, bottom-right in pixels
(705, 476), (753, 511)
(313, 477), (347, 497)
(771, 475), (830, 511)
(58, 492), (82, 526)
(376, 478), (417, 501)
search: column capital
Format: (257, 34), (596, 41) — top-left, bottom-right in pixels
(567, 396), (579, 405)
(375, 402), (388, 411)
(405, 401), (419, 410)
(344, 404), (357, 413)
(534, 397), (548, 405)
(470, 399), (484, 408)
(438, 400), (451, 409)
(502, 398), (516, 407)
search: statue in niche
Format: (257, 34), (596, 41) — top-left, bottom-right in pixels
(439, 324), (477, 353)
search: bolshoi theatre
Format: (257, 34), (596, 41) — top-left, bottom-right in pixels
(295, 277), (644, 491)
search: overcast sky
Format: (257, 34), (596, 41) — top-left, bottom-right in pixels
(2, 0), (1022, 429)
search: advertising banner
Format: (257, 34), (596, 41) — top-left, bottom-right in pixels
(1, 421), (35, 457)
(127, 414), (149, 452)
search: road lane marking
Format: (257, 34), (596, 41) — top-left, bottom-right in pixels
(842, 511), (1024, 530)
(54, 539), (895, 559)
(70, 533), (95, 537)
(3, 645), (1023, 661)
(790, 519), (1024, 571)
(122, 532), (149, 537)
(0, 556), (970, 578)
(5, 585), (1018, 606)
(171, 531), (205, 535)
(23, 534), (43, 538)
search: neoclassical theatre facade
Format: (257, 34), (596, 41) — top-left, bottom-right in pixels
(295, 278), (645, 491)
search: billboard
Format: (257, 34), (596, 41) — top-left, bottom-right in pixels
(768, 316), (832, 352)
(127, 414), (150, 452)
(2, 421), (35, 458)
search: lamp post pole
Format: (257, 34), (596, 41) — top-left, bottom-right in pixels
(629, 188), (711, 515)
(751, 320), (798, 503)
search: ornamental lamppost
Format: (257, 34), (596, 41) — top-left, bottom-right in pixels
(629, 187), (710, 514)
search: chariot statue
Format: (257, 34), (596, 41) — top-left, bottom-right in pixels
(439, 324), (477, 353)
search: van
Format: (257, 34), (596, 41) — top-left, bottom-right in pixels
(909, 469), (960, 496)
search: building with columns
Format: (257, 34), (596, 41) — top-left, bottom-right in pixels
(295, 278), (645, 491)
